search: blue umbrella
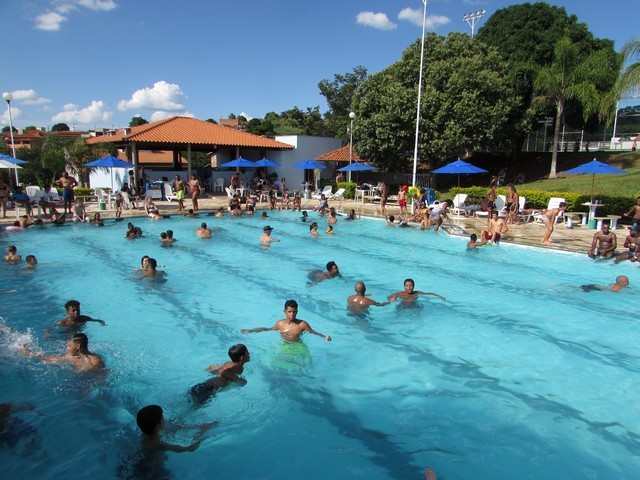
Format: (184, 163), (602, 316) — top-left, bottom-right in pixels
(563, 158), (628, 201)
(337, 161), (374, 172)
(218, 157), (256, 168)
(85, 155), (134, 168)
(254, 157), (281, 167)
(0, 153), (29, 164)
(432, 158), (488, 187)
(293, 159), (326, 170)
(85, 155), (134, 190)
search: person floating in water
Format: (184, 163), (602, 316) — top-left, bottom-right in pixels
(347, 281), (389, 313)
(195, 222), (212, 238)
(307, 261), (341, 286)
(388, 278), (446, 304)
(45, 300), (106, 338)
(466, 233), (487, 250)
(581, 275), (629, 292)
(21, 333), (105, 372)
(241, 299), (331, 342)
(189, 344), (250, 406)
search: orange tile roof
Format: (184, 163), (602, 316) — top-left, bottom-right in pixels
(117, 150), (187, 165)
(87, 116), (293, 149)
(316, 143), (364, 162)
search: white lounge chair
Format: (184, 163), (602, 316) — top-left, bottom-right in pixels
(450, 193), (468, 217)
(164, 182), (178, 202)
(26, 186), (42, 217)
(312, 185), (332, 200)
(330, 188), (346, 200)
(95, 189), (113, 209)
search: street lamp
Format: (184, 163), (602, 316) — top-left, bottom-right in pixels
(2, 92), (19, 185)
(463, 10), (486, 38)
(348, 111), (356, 183)
(412, 0), (428, 188)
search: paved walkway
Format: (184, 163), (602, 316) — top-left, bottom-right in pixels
(2, 193), (621, 255)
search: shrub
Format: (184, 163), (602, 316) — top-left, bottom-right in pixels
(74, 187), (93, 197)
(336, 182), (357, 199)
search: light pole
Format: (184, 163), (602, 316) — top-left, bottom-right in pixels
(348, 111), (356, 183)
(463, 10), (486, 38)
(2, 92), (19, 185)
(412, 0), (428, 188)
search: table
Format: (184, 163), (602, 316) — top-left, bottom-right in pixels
(582, 202), (605, 228)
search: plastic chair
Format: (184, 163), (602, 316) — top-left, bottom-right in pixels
(214, 178), (224, 193)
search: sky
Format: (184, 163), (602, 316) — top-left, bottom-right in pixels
(0, 0), (637, 131)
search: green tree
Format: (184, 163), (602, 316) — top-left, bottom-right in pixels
(129, 116), (149, 127)
(24, 126), (38, 131)
(352, 32), (519, 172)
(51, 123), (70, 132)
(41, 135), (73, 180)
(601, 39), (640, 125)
(534, 37), (609, 178)
(205, 118), (218, 124)
(477, 2), (620, 158)
(318, 66), (368, 139)
(2, 126), (17, 133)
(66, 138), (110, 187)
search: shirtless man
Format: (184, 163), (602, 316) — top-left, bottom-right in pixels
(174, 175), (186, 211)
(190, 344), (250, 406)
(307, 261), (341, 286)
(581, 275), (629, 292)
(467, 233), (487, 250)
(388, 278), (446, 304)
(195, 222), (212, 238)
(398, 185), (408, 217)
(614, 227), (638, 264)
(4, 245), (21, 262)
(624, 196), (640, 230)
(45, 299), (106, 338)
(347, 281), (388, 313)
(482, 210), (507, 243)
(241, 299), (331, 342)
(138, 258), (166, 280)
(588, 221), (617, 259)
(260, 225), (279, 244)
(541, 202), (567, 244)
(56, 171), (78, 214)
(380, 181), (388, 214)
(21, 333), (105, 372)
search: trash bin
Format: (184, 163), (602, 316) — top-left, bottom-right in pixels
(588, 219), (596, 229)
(99, 202), (106, 211)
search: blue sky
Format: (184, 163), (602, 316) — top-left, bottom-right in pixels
(0, 0), (636, 131)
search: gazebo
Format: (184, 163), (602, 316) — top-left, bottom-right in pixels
(86, 116), (294, 187)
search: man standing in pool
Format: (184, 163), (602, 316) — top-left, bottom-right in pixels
(241, 299), (331, 342)
(388, 279), (446, 304)
(347, 281), (389, 312)
(21, 333), (105, 372)
(45, 300), (106, 338)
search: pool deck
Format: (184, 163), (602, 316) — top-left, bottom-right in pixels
(1, 193), (630, 256)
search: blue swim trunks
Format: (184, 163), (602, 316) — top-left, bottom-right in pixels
(62, 189), (74, 202)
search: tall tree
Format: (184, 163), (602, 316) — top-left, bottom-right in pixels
(51, 123), (70, 132)
(129, 116), (149, 127)
(318, 66), (368, 139)
(352, 32), (518, 172)
(66, 138), (109, 186)
(601, 39), (640, 125)
(534, 37), (607, 178)
(477, 2), (620, 158)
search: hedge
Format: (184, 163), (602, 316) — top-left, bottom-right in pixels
(449, 186), (636, 217)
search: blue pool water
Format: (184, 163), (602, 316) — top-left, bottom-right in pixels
(1, 212), (639, 479)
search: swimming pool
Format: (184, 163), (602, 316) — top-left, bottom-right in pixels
(1, 212), (639, 479)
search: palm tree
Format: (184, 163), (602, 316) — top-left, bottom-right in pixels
(534, 37), (601, 178)
(601, 39), (640, 126)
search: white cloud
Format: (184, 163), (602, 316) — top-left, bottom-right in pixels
(51, 100), (112, 124)
(118, 81), (187, 112)
(150, 110), (195, 122)
(239, 112), (253, 121)
(34, 0), (117, 31)
(8, 89), (51, 106)
(398, 8), (451, 29)
(356, 12), (397, 30)
(1, 107), (23, 126)
(35, 12), (68, 31)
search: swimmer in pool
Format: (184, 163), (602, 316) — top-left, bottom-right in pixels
(581, 275), (629, 292)
(4, 245), (21, 262)
(21, 333), (105, 372)
(135, 404), (214, 453)
(307, 261), (341, 286)
(260, 225), (279, 244)
(138, 258), (166, 280)
(467, 233), (487, 250)
(45, 299), (106, 338)
(347, 281), (389, 312)
(195, 222), (212, 238)
(388, 278), (446, 303)
(25, 255), (38, 268)
(241, 299), (331, 342)
(189, 344), (250, 406)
